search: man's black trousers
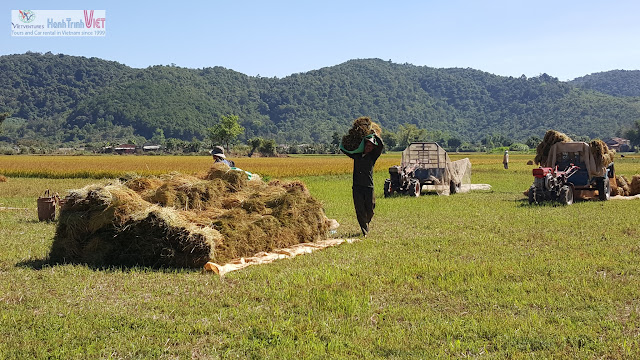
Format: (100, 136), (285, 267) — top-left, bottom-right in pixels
(352, 185), (375, 236)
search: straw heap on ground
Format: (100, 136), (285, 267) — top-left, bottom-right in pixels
(49, 163), (332, 268)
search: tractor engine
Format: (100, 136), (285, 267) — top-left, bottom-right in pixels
(532, 168), (557, 192)
(388, 166), (408, 190)
(529, 165), (579, 205)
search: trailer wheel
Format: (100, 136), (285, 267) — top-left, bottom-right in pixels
(408, 179), (421, 197)
(598, 177), (610, 201)
(383, 179), (393, 198)
(559, 185), (574, 205)
(449, 181), (460, 194)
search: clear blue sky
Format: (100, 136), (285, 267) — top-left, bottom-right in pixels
(3, 1), (639, 80)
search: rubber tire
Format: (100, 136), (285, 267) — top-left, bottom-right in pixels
(528, 186), (536, 204)
(534, 189), (545, 204)
(598, 177), (610, 201)
(450, 181), (460, 194)
(383, 180), (392, 198)
(559, 185), (574, 205)
(408, 180), (421, 197)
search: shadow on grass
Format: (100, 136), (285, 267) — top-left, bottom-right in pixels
(381, 191), (440, 199)
(15, 257), (200, 273)
(516, 197), (592, 207)
(16, 257), (51, 270)
(343, 231), (365, 238)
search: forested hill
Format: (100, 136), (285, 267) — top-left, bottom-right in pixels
(2, 52), (640, 146)
(570, 70), (640, 97)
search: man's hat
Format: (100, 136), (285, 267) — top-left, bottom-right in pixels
(210, 146), (226, 158)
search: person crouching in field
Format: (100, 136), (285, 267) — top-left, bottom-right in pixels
(211, 146), (235, 167)
(342, 135), (384, 237)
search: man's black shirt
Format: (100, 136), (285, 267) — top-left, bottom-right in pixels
(343, 135), (384, 188)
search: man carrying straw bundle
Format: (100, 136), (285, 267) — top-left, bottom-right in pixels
(340, 117), (384, 237)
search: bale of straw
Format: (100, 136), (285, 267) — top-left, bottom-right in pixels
(341, 116), (381, 152)
(526, 160), (534, 165)
(589, 140), (615, 169)
(610, 176), (619, 196)
(534, 130), (572, 165)
(630, 175), (640, 196)
(0, 175), (7, 182)
(611, 175), (633, 196)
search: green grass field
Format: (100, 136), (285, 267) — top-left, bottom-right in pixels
(1, 154), (640, 359)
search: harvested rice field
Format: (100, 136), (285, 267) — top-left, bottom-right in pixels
(2, 153), (640, 358)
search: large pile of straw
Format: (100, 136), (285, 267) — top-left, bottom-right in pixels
(0, 174), (6, 182)
(534, 130), (572, 165)
(49, 163), (332, 268)
(341, 116), (381, 151)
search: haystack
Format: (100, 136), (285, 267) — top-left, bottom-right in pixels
(341, 116), (381, 152)
(49, 164), (332, 268)
(0, 175), (6, 182)
(534, 130), (572, 165)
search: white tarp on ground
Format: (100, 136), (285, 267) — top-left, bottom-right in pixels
(203, 238), (360, 276)
(423, 183), (492, 194)
(610, 194), (640, 200)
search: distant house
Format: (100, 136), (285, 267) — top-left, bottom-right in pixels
(57, 147), (74, 154)
(114, 144), (136, 154)
(604, 137), (631, 152)
(142, 145), (161, 152)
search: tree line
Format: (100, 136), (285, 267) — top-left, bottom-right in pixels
(2, 52), (640, 152)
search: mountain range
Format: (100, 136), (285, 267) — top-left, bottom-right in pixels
(1, 51), (640, 147)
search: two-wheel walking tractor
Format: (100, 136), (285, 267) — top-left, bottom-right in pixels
(529, 141), (615, 205)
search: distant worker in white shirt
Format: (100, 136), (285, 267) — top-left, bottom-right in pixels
(503, 150), (509, 169)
